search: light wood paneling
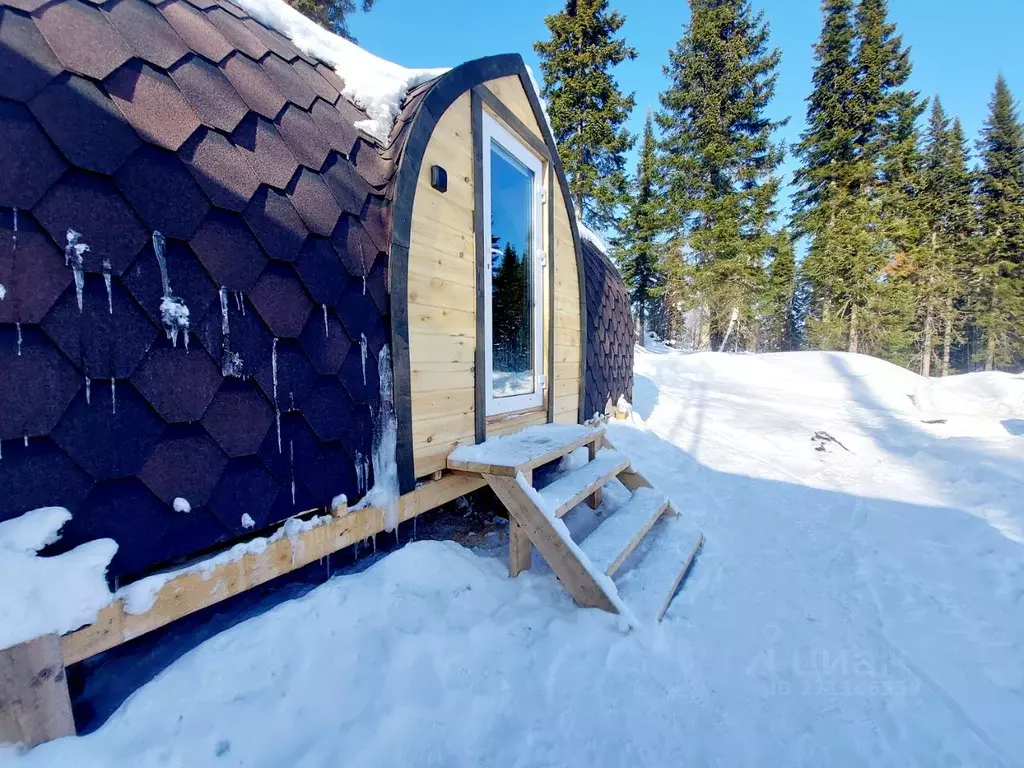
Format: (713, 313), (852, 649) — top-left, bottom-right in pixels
(407, 77), (582, 478)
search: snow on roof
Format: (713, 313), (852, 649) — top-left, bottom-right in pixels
(232, 0), (448, 142)
(578, 220), (610, 255)
(0, 507), (116, 650)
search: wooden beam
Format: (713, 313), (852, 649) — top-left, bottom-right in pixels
(508, 468), (533, 577)
(508, 517), (531, 577)
(0, 635), (75, 748)
(61, 473), (486, 665)
(586, 440), (602, 510)
(484, 474), (617, 613)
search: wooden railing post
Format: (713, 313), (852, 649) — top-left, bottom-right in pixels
(0, 634), (75, 749)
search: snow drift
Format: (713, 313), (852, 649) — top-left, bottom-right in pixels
(0, 508), (116, 650)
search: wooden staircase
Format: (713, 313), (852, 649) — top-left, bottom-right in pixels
(447, 424), (703, 623)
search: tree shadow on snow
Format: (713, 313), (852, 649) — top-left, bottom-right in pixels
(607, 419), (1024, 764)
(1002, 419), (1024, 437)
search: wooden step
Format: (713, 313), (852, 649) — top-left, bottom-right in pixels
(447, 424), (604, 476)
(581, 487), (669, 576)
(615, 517), (703, 623)
(484, 473), (622, 614)
(538, 450), (631, 517)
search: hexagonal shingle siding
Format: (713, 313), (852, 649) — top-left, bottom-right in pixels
(582, 238), (635, 420)
(0, 0), (415, 583)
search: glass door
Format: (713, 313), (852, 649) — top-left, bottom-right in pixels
(482, 112), (545, 415)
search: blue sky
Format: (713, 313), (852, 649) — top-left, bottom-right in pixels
(351, 0), (1024, 217)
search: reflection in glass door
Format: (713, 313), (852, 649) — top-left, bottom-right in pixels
(482, 112), (544, 415)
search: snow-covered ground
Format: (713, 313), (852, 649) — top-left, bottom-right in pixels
(5, 349), (1023, 766)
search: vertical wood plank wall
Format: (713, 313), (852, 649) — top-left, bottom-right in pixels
(408, 76), (582, 478)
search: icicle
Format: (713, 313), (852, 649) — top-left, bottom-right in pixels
(85, 376), (91, 405)
(12, 206), (17, 250)
(23, 434), (28, 448)
(234, 291), (242, 312)
(102, 258), (113, 315)
(0, 284), (5, 301)
(110, 378), (117, 414)
(219, 287), (243, 377)
(352, 346), (399, 532)
(0, 440), (3, 460)
(354, 451), (373, 494)
(289, 439), (296, 506)
(362, 276), (366, 296)
(65, 229), (89, 312)
(15, 322), (21, 357)
(322, 304), (329, 337)
(272, 337), (281, 453)
(237, 291), (246, 316)
(360, 333), (367, 386)
(153, 232), (190, 347)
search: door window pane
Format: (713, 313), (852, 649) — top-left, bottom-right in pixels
(490, 142), (534, 398)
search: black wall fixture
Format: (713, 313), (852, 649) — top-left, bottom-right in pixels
(430, 165), (447, 193)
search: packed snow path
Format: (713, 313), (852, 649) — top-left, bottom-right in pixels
(5, 350), (1023, 766)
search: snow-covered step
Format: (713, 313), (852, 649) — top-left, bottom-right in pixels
(581, 487), (669, 576)
(616, 517), (703, 624)
(538, 450), (630, 518)
(447, 423), (604, 476)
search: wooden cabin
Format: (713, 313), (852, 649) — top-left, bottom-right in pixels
(0, 0), (635, 585)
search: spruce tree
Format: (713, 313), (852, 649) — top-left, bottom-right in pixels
(657, 0), (786, 351)
(760, 234), (797, 350)
(291, 0), (375, 40)
(534, 0), (637, 229)
(940, 117), (975, 375)
(794, 0), (920, 360)
(974, 75), (1024, 370)
(793, 0), (858, 349)
(615, 112), (663, 346)
(914, 98), (974, 376)
(847, 0), (920, 358)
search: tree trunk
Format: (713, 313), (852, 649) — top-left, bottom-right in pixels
(719, 307), (739, 352)
(921, 305), (934, 377)
(637, 304), (646, 348)
(848, 305), (859, 354)
(986, 335), (996, 372)
(698, 302), (711, 351)
(941, 296), (953, 377)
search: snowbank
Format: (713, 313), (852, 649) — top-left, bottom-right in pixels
(0, 508), (116, 650)
(913, 370), (1023, 421)
(231, 0), (447, 142)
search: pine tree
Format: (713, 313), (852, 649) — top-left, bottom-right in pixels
(290, 0), (375, 40)
(974, 75), (1024, 370)
(534, 0), (637, 229)
(657, 0), (786, 351)
(615, 112), (663, 346)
